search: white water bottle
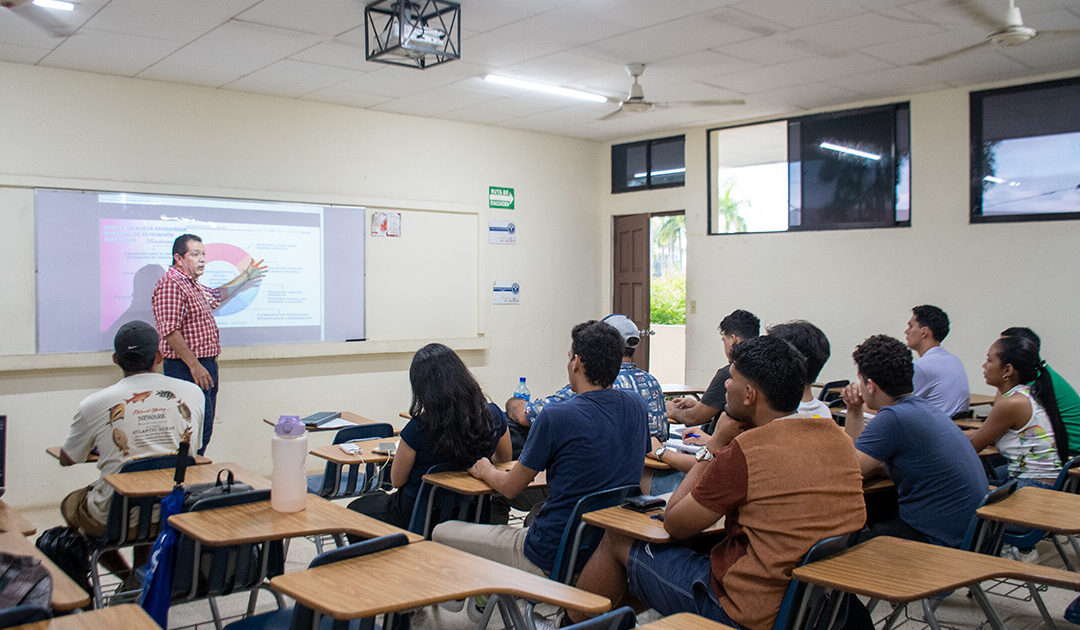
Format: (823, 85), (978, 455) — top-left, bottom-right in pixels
(513, 377), (530, 402)
(271, 415), (308, 512)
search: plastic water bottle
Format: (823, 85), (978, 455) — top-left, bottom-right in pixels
(513, 377), (530, 402)
(271, 415), (308, 512)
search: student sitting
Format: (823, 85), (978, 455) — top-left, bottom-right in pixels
(904, 304), (970, 417)
(842, 335), (987, 547)
(767, 320), (834, 418)
(968, 335), (1067, 487)
(432, 320), (649, 576)
(1001, 327), (1080, 456)
(347, 343), (511, 529)
(568, 336), (865, 629)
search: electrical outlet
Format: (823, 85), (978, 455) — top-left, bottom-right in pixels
(689, 300), (697, 314)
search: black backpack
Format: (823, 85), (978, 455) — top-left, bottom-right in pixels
(0, 552), (52, 610)
(34, 527), (91, 593)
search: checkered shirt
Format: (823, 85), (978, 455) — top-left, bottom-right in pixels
(152, 266), (222, 359)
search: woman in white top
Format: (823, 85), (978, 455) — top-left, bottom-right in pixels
(969, 335), (1066, 486)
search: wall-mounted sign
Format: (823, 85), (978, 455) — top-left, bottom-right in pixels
(488, 221), (516, 244)
(488, 186), (515, 209)
(492, 281), (520, 305)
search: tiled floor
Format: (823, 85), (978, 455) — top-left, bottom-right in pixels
(17, 502), (1080, 629)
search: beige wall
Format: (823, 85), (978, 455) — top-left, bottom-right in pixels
(0, 61), (604, 510)
(600, 71), (1080, 398)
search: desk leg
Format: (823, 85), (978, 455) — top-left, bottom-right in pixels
(969, 583), (1006, 630)
(920, 599), (942, 630)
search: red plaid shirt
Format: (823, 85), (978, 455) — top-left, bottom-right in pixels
(152, 266), (222, 359)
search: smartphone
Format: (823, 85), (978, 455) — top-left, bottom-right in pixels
(622, 495), (666, 513)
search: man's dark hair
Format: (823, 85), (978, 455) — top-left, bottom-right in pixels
(1001, 326), (1041, 351)
(571, 320), (623, 388)
(852, 335), (914, 398)
(767, 320), (830, 384)
(911, 305), (950, 342)
(172, 234), (202, 260)
(729, 336), (806, 413)
(719, 309), (760, 340)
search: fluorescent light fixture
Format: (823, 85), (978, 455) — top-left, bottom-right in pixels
(32, 0), (74, 10)
(983, 175), (1006, 184)
(819, 142), (881, 161)
(633, 167), (686, 178)
(482, 74), (608, 103)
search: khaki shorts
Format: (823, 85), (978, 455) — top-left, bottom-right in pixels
(61, 486), (106, 538)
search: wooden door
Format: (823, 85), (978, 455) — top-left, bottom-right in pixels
(612, 213), (650, 370)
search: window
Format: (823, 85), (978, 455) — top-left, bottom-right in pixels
(612, 135), (685, 193)
(707, 104), (910, 234)
(970, 77), (1080, 223)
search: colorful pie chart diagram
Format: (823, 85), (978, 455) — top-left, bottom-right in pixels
(203, 242), (258, 317)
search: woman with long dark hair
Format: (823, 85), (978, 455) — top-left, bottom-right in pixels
(348, 343), (511, 528)
(968, 335), (1065, 486)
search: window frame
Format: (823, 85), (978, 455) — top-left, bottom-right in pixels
(611, 134), (686, 194)
(969, 76), (1080, 225)
(706, 103), (912, 235)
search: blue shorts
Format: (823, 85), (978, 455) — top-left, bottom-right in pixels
(626, 541), (742, 628)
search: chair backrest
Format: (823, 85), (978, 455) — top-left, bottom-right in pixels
(772, 531), (860, 630)
(1053, 454), (1080, 492)
(817, 381), (850, 403)
(318, 423), (396, 497)
(549, 484), (641, 584)
(171, 489), (285, 601)
(407, 463), (484, 538)
(0, 604), (51, 627)
(289, 534), (410, 630)
(960, 480), (1019, 556)
(562, 606), (636, 630)
(101, 454), (196, 544)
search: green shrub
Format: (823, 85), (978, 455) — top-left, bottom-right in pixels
(651, 274), (686, 325)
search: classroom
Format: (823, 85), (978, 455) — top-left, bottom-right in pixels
(1, 0), (1080, 627)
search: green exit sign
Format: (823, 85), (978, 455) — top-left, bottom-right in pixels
(489, 186), (515, 209)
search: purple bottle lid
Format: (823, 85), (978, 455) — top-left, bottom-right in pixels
(275, 415), (305, 436)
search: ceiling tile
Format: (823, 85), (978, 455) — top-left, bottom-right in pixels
(483, 6), (631, 50)
(83, 0), (258, 42)
(0, 0), (104, 38)
(465, 91), (588, 118)
(289, 41), (373, 72)
(633, 52), (759, 89)
(571, 0), (741, 29)
(777, 12), (946, 55)
(235, 0), (363, 37)
(436, 107), (516, 125)
(140, 21), (321, 79)
(370, 83), (496, 115)
(335, 61), (487, 98)
(923, 49), (1032, 85)
(40, 29), (181, 76)
(861, 26), (990, 66)
(732, 0), (869, 29)
(0, 8), (65, 48)
(575, 14), (761, 65)
(747, 81), (862, 111)
(996, 33), (1080, 70)
(715, 35), (823, 66)
(0, 42), (49, 64)
(456, 0), (577, 33)
(828, 66), (952, 96)
(500, 52), (625, 85)
(705, 53), (890, 94)
(302, 87), (392, 108)
(225, 59), (365, 97)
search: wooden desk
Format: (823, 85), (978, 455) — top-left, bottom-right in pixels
(862, 477), (896, 493)
(976, 486), (1080, 533)
(0, 500), (37, 535)
(261, 411), (378, 431)
(582, 494), (724, 544)
(46, 446), (210, 465)
(637, 613), (736, 629)
(0, 531), (90, 611)
(9, 604), (158, 629)
(104, 462), (268, 497)
(168, 493), (422, 545)
(421, 460), (546, 495)
(270, 540), (609, 620)
(661, 384), (705, 398)
(792, 535), (1080, 602)
(644, 457), (672, 471)
(309, 438), (395, 466)
(970, 393), (996, 407)
(955, 418), (983, 430)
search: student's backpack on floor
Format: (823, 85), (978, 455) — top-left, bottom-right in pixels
(0, 552), (52, 610)
(34, 526), (91, 593)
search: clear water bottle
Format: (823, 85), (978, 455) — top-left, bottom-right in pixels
(513, 377), (530, 402)
(271, 415), (308, 513)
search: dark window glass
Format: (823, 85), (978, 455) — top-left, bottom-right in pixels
(970, 77), (1080, 223)
(612, 136), (685, 193)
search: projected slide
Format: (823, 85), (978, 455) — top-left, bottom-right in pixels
(99, 219), (322, 332)
(36, 189), (365, 354)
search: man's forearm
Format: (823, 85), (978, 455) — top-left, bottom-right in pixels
(844, 409), (865, 441)
(164, 330), (200, 369)
(667, 459), (708, 509)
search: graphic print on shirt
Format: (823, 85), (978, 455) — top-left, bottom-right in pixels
(114, 390), (195, 451)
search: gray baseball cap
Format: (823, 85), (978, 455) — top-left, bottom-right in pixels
(602, 314), (640, 348)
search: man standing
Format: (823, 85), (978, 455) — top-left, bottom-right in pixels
(568, 336), (865, 628)
(665, 309), (759, 431)
(152, 234), (265, 455)
(433, 320), (649, 576)
(904, 304), (969, 417)
(842, 335), (987, 547)
(60, 320), (204, 584)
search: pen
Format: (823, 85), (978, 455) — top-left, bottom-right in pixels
(684, 432), (699, 439)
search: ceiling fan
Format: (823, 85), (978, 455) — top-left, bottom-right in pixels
(916, 0), (1080, 64)
(600, 63), (745, 121)
(1, 0), (77, 38)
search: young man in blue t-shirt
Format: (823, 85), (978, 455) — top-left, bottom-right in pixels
(842, 334), (987, 547)
(432, 320), (650, 575)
